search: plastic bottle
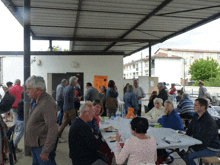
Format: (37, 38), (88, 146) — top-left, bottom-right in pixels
(116, 109), (121, 123)
(122, 108), (126, 118)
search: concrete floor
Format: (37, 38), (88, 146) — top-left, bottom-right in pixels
(3, 115), (220, 165)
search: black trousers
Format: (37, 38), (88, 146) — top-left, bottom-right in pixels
(137, 104), (142, 116)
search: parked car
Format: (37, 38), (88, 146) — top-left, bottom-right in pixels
(187, 81), (195, 85)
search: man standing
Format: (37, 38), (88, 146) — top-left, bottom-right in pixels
(25, 76), (58, 164)
(56, 79), (68, 126)
(4, 81), (13, 122)
(58, 76), (81, 142)
(133, 80), (146, 116)
(179, 98), (220, 165)
(10, 79), (24, 129)
(198, 80), (207, 98)
(157, 83), (168, 104)
(69, 102), (107, 165)
(84, 82), (99, 102)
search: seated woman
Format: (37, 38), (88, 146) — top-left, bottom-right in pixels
(124, 85), (139, 115)
(212, 96), (220, 106)
(205, 92), (213, 105)
(145, 98), (164, 122)
(158, 100), (184, 131)
(147, 91), (157, 111)
(157, 100), (184, 164)
(176, 90), (183, 103)
(114, 117), (157, 165)
(206, 99), (219, 116)
(177, 93), (195, 128)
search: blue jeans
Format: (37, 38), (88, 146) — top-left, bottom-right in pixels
(56, 101), (64, 126)
(31, 144), (57, 165)
(179, 149), (218, 165)
(14, 120), (24, 147)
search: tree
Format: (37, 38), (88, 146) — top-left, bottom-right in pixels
(188, 58), (219, 80)
(47, 45), (69, 51)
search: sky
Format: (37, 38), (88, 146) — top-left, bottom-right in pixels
(1, 1), (220, 63)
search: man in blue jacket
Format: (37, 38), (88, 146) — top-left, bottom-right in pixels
(58, 76), (81, 142)
(179, 98), (220, 165)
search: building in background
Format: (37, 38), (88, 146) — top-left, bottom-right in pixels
(124, 48), (220, 84)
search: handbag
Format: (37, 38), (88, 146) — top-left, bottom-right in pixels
(105, 96), (118, 109)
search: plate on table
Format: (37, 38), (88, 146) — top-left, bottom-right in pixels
(108, 135), (116, 140)
(104, 126), (117, 132)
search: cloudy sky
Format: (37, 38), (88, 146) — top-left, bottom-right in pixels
(1, 1), (220, 63)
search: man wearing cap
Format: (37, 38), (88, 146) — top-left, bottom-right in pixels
(56, 79), (68, 126)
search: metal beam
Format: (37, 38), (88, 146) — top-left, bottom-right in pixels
(23, 0), (31, 156)
(103, 0), (173, 52)
(49, 40), (53, 51)
(72, 0), (83, 51)
(32, 36), (161, 43)
(149, 42), (151, 77)
(0, 51), (124, 55)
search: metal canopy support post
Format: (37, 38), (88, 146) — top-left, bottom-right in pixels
(49, 40), (53, 51)
(24, 0), (31, 155)
(149, 42), (151, 77)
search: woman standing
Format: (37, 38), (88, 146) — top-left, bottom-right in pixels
(106, 80), (118, 117)
(99, 86), (107, 116)
(124, 85), (139, 115)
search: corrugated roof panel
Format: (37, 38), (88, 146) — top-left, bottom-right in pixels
(82, 0), (164, 14)
(76, 29), (125, 38)
(13, 0), (79, 9)
(78, 12), (145, 29)
(31, 26), (73, 37)
(125, 30), (173, 40)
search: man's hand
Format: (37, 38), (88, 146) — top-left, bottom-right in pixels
(78, 96), (82, 101)
(95, 135), (99, 139)
(40, 153), (49, 162)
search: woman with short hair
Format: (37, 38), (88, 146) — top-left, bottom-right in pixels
(106, 80), (118, 117)
(145, 98), (164, 122)
(176, 90), (184, 103)
(147, 91), (158, 111)
(114, 117), (157, 165)
(124, 85), (139, 115)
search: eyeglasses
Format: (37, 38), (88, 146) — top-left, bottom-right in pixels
(86, 111), (95, 114)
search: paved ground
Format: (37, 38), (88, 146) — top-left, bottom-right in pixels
(3, 115), (220, 165)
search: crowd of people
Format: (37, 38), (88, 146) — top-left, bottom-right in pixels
(0, 77), (219, 165)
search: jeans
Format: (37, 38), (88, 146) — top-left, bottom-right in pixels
(178, 149), (218, 165)
(11, 108), (18, 132)
(14, 120), (24, 147)
(31, 141), (58, 165)
(56, 101), (64, 126)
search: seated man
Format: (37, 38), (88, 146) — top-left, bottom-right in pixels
(179, 98), (220, 165)
(177, 93), (195, 128)
(69, 102), (108, 165)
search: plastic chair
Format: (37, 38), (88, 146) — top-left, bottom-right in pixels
(6, 125), (16, 165)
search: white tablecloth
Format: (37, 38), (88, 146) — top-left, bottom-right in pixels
(100, 118), (202, 153)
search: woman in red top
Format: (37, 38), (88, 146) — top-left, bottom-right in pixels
(92, 100), (103, 127)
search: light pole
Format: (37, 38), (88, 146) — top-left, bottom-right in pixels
(182, 58), (186, 92)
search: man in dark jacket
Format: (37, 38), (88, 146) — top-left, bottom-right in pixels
(179, 98), (220, 165)
(157, 83), (168, 104)
(58, 76), (81, 142)
(69, 102), (107, 165)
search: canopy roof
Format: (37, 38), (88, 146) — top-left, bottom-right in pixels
(2, 0), (220, 56)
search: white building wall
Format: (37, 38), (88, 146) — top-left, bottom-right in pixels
(155, 58), (181, 84)
(3, 55), (124, 97)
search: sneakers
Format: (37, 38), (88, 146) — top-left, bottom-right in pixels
(58, 137), (66, 143)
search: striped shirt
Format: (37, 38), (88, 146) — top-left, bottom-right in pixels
(177, 98), (195, 114)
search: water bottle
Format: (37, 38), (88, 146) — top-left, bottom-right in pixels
(122, 108), (126, 118)
(116, 109), (121, 124)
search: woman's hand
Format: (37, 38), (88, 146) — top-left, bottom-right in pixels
(116, 130), (121, 142)
(164, 108), (168, 115)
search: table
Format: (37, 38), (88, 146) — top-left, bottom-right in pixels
(100, 118), (202, 153)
